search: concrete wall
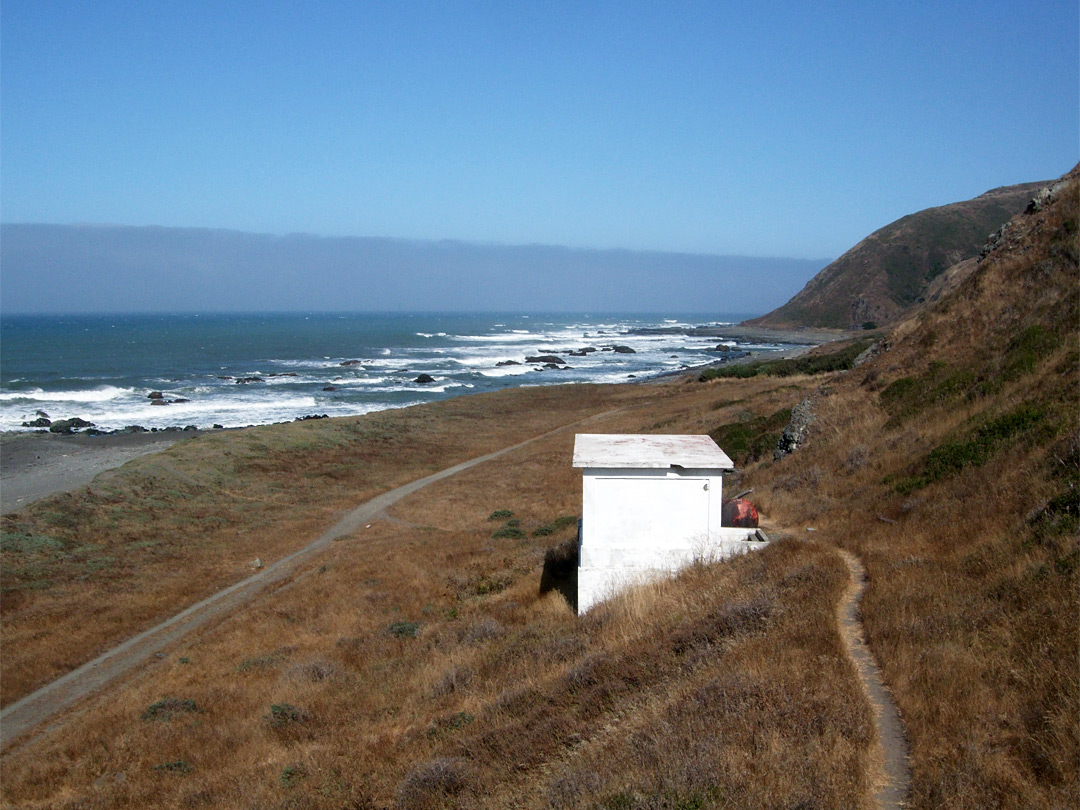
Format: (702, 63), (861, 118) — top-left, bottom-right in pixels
(577, 467), (766, 614)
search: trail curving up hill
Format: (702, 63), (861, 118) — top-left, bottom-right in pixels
(835, 548), (912, 809)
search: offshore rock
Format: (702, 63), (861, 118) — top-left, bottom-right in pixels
(414, 374), (436, 384)
(611, 345), (636, 353)
(49, 417), (95, 434)
(525, 355), (565, 364)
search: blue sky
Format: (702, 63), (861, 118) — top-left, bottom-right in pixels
(2, 1), (1077, 259)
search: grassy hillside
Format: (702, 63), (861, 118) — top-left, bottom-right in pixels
(746, 179), (1048, 329)
(743, 165), (1079, 808)
(1, 169), (1075, 809)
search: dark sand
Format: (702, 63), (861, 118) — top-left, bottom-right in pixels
(0, 431), (192, 515)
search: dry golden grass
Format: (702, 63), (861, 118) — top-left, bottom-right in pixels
(737, 173), (1080, 809)
(0, 384), (642, 706)
(1, 367), (881, 809)
(2, 171), (1075, 808)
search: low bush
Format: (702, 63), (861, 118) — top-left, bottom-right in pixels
(709, 408), (791, 466)
(264, 703), (306, 727)
(141, 697), (198, 722)
(387, 620), (421, 638)
(152, 760), (193, 774)
(894, 404), (1050, 493)
(699, 340), (873, 381)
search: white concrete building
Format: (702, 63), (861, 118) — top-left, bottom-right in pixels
(573, 434), (767, 614)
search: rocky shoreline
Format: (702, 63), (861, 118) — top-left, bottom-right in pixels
(1, 326), (841, 514)
(625, 324), (845, 344)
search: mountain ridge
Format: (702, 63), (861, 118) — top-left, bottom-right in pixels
(744, 179), (1051, 329)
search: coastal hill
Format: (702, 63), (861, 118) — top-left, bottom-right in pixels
(744, 178), (1049, 329)
(0, 168), (1076, 807)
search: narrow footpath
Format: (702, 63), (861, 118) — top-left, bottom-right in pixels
(0, 410), (617, 751)
(835, 548), (912, 809)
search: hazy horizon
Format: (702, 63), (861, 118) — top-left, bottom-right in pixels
(0, 223), (827, 315)
(2, 3), (1075, 315)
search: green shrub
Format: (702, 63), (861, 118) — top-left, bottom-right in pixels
(881, 364), (985, 425)
(487, 509), (513, 521)
(279, 765), (305, 787)
(265, 703), (306, 727)
(237, 653), (284, 672)
(700, 340), (873, 382)
(153, 760), (193, 774)
(0, 531), (66, 555)
(709, 408), (791, 466)
(1002, 325), (1061, 380)
(894, 405), (1050, 493)
(142, 697), (198, 721)
(387, 620), (420, 638)
(533, 516), (578, 537)
(493, 527), (526, 539)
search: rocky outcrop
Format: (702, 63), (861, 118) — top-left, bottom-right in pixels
(414, 374), (436, 384)
(775, 397), (817, 460)
(611, 345), (636, 354)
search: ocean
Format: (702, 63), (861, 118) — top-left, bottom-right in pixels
(0, 312), (790, 433)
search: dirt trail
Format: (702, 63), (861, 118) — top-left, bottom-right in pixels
(835, 548), (911, 809)
(0, 410), (617, 751)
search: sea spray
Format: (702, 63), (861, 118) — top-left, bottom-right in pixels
(1, 312), (780, 432)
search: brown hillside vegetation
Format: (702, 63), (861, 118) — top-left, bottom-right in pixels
(746, 179), (1048, 329)
(1, 168), (1076, 808)
(4, 378), (878, 809)
(744, 165), (1079, 808)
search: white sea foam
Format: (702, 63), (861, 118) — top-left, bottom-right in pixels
(1, 314), (790, 433)
(0, 386), (135, 403)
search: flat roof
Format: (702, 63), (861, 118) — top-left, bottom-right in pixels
(572, 434), (734, 470)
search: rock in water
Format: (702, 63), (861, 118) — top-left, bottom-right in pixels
(525, 355), (565, 364)
(49, 417), (95, 434)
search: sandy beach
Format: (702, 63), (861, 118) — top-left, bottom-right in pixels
(0, 431), (193, 514)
